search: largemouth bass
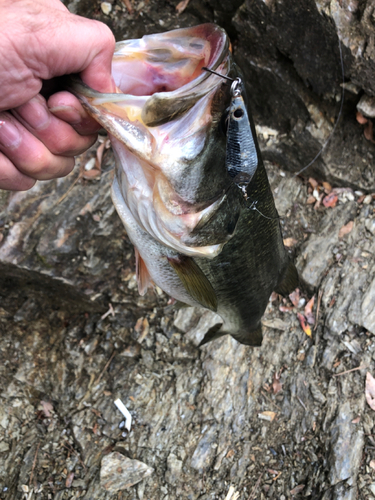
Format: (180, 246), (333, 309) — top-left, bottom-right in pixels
(68, 24), (298, 346)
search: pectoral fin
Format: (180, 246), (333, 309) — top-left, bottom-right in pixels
(274, 259), (299, 296)
(135, 248), (152, 296)
(168, 256), (218, 312)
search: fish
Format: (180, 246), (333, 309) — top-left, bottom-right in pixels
(67, 23), (298, 346)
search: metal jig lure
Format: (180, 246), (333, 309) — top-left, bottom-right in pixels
(202, 67), (258, 194)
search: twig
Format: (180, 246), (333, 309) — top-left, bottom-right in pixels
(62, 442), (87, 473)
(333, 365), (367, 377)
(224, 485), (239, 500)
(96, 350), (116, 384)
(248, 471), (263, 500)
(314, 288), (323, 331)
(101, 303), (115, 320)
(56, 169), (83, 206)
(297, 396), (307, 411)
(261, 391), (281, 411)
(29, 442), (40, 486)
(121, 0), (133, 14)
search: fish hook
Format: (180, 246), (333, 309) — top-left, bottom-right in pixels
(202, 67), (242, 96)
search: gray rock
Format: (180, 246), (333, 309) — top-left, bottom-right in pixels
(190, 425), (218, 473)
(357, 94), (375, 119)
(100, 452), (154, 493)
(165, 453), (183, 485)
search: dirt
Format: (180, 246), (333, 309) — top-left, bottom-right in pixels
(1, 1), (375, 499)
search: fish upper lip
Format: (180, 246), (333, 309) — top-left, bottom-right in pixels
(110, 23), (230, 100)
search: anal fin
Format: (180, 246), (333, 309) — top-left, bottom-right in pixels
(168, 256), (218, 312)
(274, 259), (299, 296)
(231, 324), (263, 346)
(135, 248), (152, 296)
(199, 323), (263, 347)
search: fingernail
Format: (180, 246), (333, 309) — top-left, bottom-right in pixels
(0, 120), (21, 148)
(48, 105), (82, 124)
(14, 95), (51, 130)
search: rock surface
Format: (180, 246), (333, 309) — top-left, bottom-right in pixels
(100, 452), (153, 492)
(1, 1), (375, 500)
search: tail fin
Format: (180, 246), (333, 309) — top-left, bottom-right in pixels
(274, 259), (299, 296)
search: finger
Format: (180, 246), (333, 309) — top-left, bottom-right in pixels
(0, 113), (75, 181)
(48, 91), (102, 135)
(12, 95), (98, 156)
(0, 151), (36, 191)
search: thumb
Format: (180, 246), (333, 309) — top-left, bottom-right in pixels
(77, 19), (116, 93)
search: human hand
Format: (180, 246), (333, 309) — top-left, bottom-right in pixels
(0, 0), (115, 191)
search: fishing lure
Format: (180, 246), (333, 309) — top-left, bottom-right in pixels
(202, 67), (258, 194)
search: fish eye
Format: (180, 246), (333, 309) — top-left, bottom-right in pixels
(233, 108), (244, 119)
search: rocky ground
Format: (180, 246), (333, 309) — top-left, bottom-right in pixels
(1, 1), (375, 499)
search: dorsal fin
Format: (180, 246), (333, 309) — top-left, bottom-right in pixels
(167, 256), (218, 312)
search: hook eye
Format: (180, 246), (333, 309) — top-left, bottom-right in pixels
(230, 78), (242, 97)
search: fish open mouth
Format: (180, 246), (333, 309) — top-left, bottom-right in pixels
(112, 24), (229, 97)
(69, 24), (236, 258)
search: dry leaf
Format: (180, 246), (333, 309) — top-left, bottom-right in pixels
(95, 141), (106, 171)
(308, 177), (319, 189)
(338, 220), (354, 238)
(364, 120), (375, 142)
(272, 372), (283, 394)
(258, 411), (276, 422)
(40, 400), (53, 418)
(306, 195), (316, 204)
(290, 484), (305, 495)
(322, 192), (338, 208)
(279, 305), (294, 312)
(120, 0), (133, 14)
(66, 472), (75, 488)
(322, 181), (332, 193)
(176, 0), (190, 14)
(369, 459), (375, 470)
(83, 169), (101, 180)
(297, 313), (312, 337)
(356, 111), (368, 124)
(134, 317), (150, 343)
(365, 372), (375, 411)
(351, 416), (361, 424)
(304, 296), (315, 325)
(283, 237), (298, 247)
(289, 289), (300, 307)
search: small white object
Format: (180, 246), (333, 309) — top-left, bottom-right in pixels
(101, 2), (112, 15)
(84, 158), (96, 171)
(114, 399), (132, 431)
(224, 486), (240, 500)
